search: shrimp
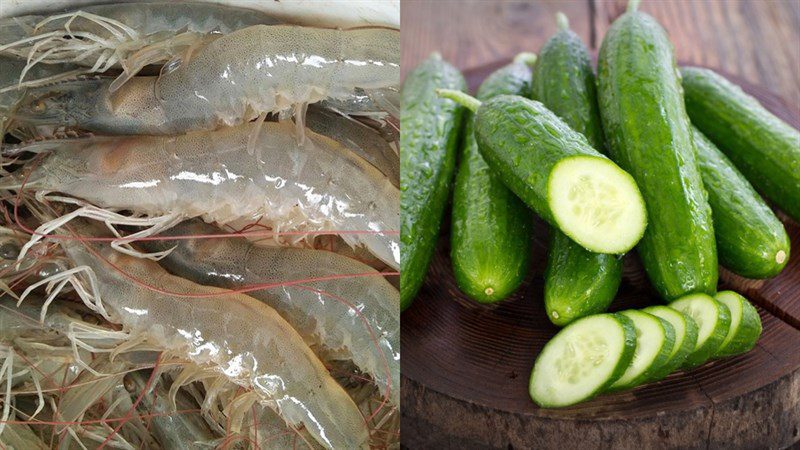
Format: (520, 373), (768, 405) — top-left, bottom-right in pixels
(7, 24), (400, 136)
(8, 121), (400, 270)
(0, 3), (280, 89)
(142, 219), (400, 406)
(27, 226), (371, 449)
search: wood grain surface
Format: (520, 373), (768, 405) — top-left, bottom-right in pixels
(401, 0), (800, 108)
(400, 63), (800, 449)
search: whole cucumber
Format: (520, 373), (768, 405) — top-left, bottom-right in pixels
(682, 66), (800, 223)
(400, 53), (466, 310)
(451, 53), (536, 303)
(438, 90), (647, 255)
(533, 13), (622, 325)
(597, 1), (717, 300)
(693, 127), (790, 278)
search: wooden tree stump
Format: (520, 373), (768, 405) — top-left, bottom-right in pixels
(400, 63), (800, 450)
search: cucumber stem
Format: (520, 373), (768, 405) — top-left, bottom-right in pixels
(437, 89), (481, 112)
(513, 52), (537, 68)
(627, 0), (641, 12)
(556, 12), (569, 30)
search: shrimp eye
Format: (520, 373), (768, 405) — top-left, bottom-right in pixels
(32, 100), (47, 113)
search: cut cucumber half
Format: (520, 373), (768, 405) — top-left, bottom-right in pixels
(669, 293), (731, 368)
(642, 305), (699, 378)
(714, 291), (762, 357)
(529, 313), (636, 408)
(547, 156), (647, 254)
(608, 310), (675, 391)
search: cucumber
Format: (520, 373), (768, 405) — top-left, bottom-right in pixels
(451, 53), (536, 303)
(693, 127), (790, 279)
(642, 305), (699, 378)
(608, 310), (675, 391)
(682, 66), (800, 223)
(529, 313), (636, 408)
(533, 12), (622, 325)
(597, 1), (718, 300)
(438, 90), (646, 255)
(400, 53), (467, 310)
(669, 293), (731, 368)
(714, 291), (762, 357)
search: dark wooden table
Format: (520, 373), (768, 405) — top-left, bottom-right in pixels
(401, 0), (800, 109)
(401, 1), (800, 448)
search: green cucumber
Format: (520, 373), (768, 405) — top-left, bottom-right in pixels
(451, 53), (536, 303)
(400, 53), (467, 310)
(529, 313), (636, 408)
(714, 291), (762, 357)
(534, 12), (622, 325)
(669, 293), (731, 368)
(597, 2), (718, 301)
(642, 305), (699, 378)
(438, 90), (646, 255)
(682, 66), (800, 223)
(693, 127), (790, 278)
(608, 310), (675, 391)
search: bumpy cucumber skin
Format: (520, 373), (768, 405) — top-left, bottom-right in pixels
(544, 231), (621, 326)
(670, 294), (732, 369)
(642, 305), (699, 378)
(608, 310), (676, 391)
(529, 313), (637, 408)
(451, 60), (534, 303)
(474, 96), (605, 222)
(682, 67), (800, 223)
(533, 22), (622, 325)
(714, 291), (762, 357)
(693, 127), (790, 279)
(400, 54), (467, 310)
(597, 11), (717, 301)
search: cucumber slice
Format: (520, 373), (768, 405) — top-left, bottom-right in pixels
(547, 156), (647, 254)
(529, 313), (636, 408)
(608, 310), (675, 391)
(714, 291), (763, 357)
(669, 293), (731, 368)
(642, 305), (699, 378)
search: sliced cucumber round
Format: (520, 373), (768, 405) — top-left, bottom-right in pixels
(669, 293), (731, 368)
(714, 291), (762, 357)
(642, 305), (699, 378)
(608, 310), (675, 391)
(547, 155), (647, 255)
(529, 313), (636, 408)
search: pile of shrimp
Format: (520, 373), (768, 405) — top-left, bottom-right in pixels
(0, 2), (400, 449)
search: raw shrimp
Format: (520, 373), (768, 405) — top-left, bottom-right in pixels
(8, 24), (400, 135)
(142, 219), (400, 406)
(0, 3), (280, 88)
(10, 121), (400, 269)
(29, 228), (371, 450)
(306, 106), (399, 187)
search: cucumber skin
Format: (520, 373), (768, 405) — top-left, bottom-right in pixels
(682, 67), (800, 223)
(544, 232), (621, 326)
(693, 127), (790, 279)
(608, 310), (676, 391)
(400, 54), (467, 310)
(714, 291), (763, 357)
(670, 295), (732, 369)
(597, 11), (718, 301)
(451, 60), (534, 303)
(529, 313), (637, 408)
(474, 95), (606, 226)
(533, 23), (621, 325)
(642, 305), (700, 378)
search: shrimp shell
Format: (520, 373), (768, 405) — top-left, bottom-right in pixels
(56, 234), (370, 449)
(143, 219), (400, 406)
(18, 121), (400, 269)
